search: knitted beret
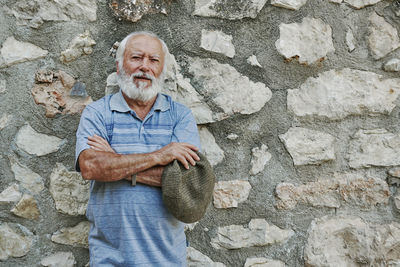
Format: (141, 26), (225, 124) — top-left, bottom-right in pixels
(162, 152), (215, 223)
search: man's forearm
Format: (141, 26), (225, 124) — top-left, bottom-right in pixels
(135, 166), (164, 187)
(79, 149), (160, 182)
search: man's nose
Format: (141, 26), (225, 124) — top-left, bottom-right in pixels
(139, 58), (150, 72)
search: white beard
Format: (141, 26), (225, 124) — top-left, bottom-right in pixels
(117, 69), (164, 102)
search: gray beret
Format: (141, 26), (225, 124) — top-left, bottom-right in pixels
(162, 152), (215, 223)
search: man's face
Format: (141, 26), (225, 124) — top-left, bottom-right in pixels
(120, 34), (165, 89)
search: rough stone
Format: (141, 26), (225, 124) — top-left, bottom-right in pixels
(271, 0), (308, 10)
(250, 144), (271, 175)
(15, 125), (64, 156)
(389, 167), (400, 178)
(105, 72), (119, 95)
(60, 31), (96, 63)
(7, 0), (97, 28)
(187, 247), (226, 267)
(110, 0), (172, 23)
(329, 0), (343, 3)
(41, 252), (76, 267)
(0, 223), (32, 260)
(188, 57), (272, 118)
(193, 0), (268, 20)
(279, 127), (335, 166)
(346, 29), (356, 52)
(226, 133), (239, 140)
(200, 30), (235, 58)
(0, 184), (22, 203)
(275, 172), (390, 210)
(244, 258), (286, 267)
(0, 36), (48, 68)
(247, 55), (262, 67)
(49, 163), (89, 216)
(213, 180), (252, 208)
(348, 129), (400, 168)
(36, 70), (54, 83)
(51, 221), (90, 248)
(32, 70), (92, 118)
(368, 12), (400, 60)
(211, 219), (294, 249)
(384, 58), (400, 72)
(11, 194), (40, 220)
(198, 126), (225, 166)
(0, 79), (6, 93)
(275, 17), (334, 65)
(287, 68), (400, 120)
(304, 216), (400, 266)
(345, 0), (383, 9)
(9, 156), (44, 194)
(0, 114), (12, 130)
(394, 190), (400, 211)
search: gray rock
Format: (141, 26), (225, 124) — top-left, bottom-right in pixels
(247, 55), (262, 67)
(271, 0), (308, 10)
(193, 0), (268, 20)
(0, 36), (48, 68)
(346, 29), (356, 52)
(211, 219), (294, 249)
(389, 167), (400, 178)
(109, 0), (171, 23)
(60, 31), (96, 63)
(199, 126), (225, 166)
(0, 184), (22, 203)
(0, 114), (12, 130)
(41, 252), (76, 267)
(11, 194), (40, 220)
(244, 258), (286, 267)
(70, 82), (87, 97)
(9, 156), (44, 194)
(7, 0), (97, 28)
(49, 163), (89, 216)
(384, 58), (400, 72)
(394, 190), (400, 211)
(348, 129), (400, 168)
(188, 57), (272, 118)
(187, 247), (226, 267)
(200, 30), (235, 58)
(250, 144), (271, 175)
(329, 0), (342, 3)
(368, 12), (400, 60)
(304, 216), (400, 266)
(275, 171), (390, 210)
(213, 180), (252, 208)
(0, 79), (5, 93)
(344, 0), (383, 9)
(279, 127), (335, 166)
(226, 133), (239, 140)
(275, 17), (334, 65)
(15, 124), (64, 156)
(0, 223), (33, 260)
(287, 68), (400, 120)
(51, 221), (90, 248)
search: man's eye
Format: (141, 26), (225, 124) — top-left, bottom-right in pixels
(151, 58), (159, 62)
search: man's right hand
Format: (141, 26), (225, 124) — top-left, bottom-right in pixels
(154, 142), (200, 169)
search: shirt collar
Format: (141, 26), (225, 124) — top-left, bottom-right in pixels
(109, 90), (170, 112)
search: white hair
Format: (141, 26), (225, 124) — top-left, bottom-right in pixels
(115, 31), (169, 72)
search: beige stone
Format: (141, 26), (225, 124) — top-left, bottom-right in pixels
(394, 190), (400, 211)
(250, 144), (271, 175)
(275, 172), (390, 210)
(271, 0), (308, 10)
(0, 36), (48, 68)
(247, 55), (262, 67)
(0, 184), (22, 203)
(384, 58), (400, 72)
(304, 216), (400, 266)
(0, 79), (5, 93)
(11, 194), (40, 220)
(275, 17), (334, 65)
(198, 126), (225, 166)
(348, 129), (400, 168)
(60, 31), (96, 63)
(41, 252), (76, 267)
(0, 223), (32, 260)
(51, 221), (90, 248)
(211, 219), (294, 249)
(389, 167), (400, 178)
(346, 29), (356, 52)
(49, 163), (89, 216)
(279, 127), (335, 165)
(110, 0), (171, 23)
(244, 257), (286, 267)
(0, 114), (11, 130)
(200, 30), (235, 58)
(287, 68), (400, 120)
(193, 0), (268, 20)
(9, 156), (44, 194)
(368, 12), (400, 60)
(213, 180), (252, 208)
(345, 0), (383, 9)
(32, 70), (93, 118)
(187, 247), (226, 267)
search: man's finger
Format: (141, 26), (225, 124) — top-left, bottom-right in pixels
(176, 155), (189, 169)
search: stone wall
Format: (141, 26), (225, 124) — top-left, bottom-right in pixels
(0, 0), (400, 266)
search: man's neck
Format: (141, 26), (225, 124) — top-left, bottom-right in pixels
(122, 92), (158, 120)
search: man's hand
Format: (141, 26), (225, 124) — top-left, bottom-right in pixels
(88, 135), (114, 152)
(154, 142), (200, 169)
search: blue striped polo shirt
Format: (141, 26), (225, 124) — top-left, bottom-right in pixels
(75, 91), (201, 266)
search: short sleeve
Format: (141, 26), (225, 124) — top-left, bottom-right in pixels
(75, 105), (108, 172)
(171, 107), (201, 151)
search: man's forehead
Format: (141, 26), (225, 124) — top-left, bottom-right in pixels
(125, 35), (164, 56)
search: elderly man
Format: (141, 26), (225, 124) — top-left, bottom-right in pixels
(75, 32), (201, 266)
